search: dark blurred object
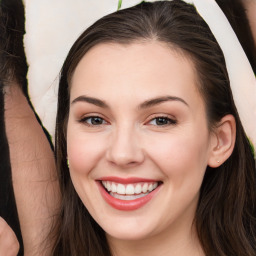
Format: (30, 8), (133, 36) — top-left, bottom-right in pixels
(0, 0), (28, 92)
(216, 0), (256, 73)
(0, 0), (27, 255)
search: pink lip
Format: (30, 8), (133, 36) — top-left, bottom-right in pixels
(99, 176), (157, 184)
(96, 178), (162, 211)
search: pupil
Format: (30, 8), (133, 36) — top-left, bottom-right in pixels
(92, 117), (103, 125)
(156, 117), (168, 125)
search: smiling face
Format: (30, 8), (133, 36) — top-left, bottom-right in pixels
(66, 42), (215, 242)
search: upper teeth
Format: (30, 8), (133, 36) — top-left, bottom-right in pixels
(102, 181), (158, 195)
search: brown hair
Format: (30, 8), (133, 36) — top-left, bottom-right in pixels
(53, 1), (256, 255)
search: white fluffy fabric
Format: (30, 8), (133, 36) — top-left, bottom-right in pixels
(23, 0), (256, 149)
(23, 0), (123, 138)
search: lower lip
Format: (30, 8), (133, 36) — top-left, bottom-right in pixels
(97, 181), (161, 211)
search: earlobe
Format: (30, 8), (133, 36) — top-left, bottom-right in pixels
(208, 115), (236, 168)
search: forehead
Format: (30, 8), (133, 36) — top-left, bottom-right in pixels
(70, 41), (203, 108)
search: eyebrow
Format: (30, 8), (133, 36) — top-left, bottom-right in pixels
(71, 96), (109, 108)
(71, 95), (189, 109)
(139, 96), (189, 109)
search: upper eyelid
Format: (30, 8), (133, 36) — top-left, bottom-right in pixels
(148, 117), (176, 124)
(145, 113), (176, 121)
(79, 113), (107, 120)
(82, 116), (105, 120)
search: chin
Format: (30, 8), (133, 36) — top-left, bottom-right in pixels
(97, 215), (158, 241)
(105, 228), (153, 241)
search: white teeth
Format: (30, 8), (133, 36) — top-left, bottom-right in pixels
(135, 184), (142, 194)
(112, 183), (117, 193)
(107, 182), (111, 192)
(126, 184), (134, 195)
(101, 181), (159, 196)
(142, 183), (148, 193)
(116, 184), (126, 195)
(148, 184), (153, 192)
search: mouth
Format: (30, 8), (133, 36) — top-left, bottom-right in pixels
(101, 181), (159, 200)
(97, 178), (162, 211)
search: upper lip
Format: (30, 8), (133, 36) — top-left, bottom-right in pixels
(98, 176), (160, 184)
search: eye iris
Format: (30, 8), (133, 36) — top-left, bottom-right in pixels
(91, 117), (103, 125)
(156, 117), (169, 125)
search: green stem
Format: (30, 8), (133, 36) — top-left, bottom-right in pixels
(117, 0), (122, 10)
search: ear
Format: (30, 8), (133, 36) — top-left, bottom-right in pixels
(208, 114), (236, 168)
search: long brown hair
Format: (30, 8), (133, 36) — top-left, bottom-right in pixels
(53, 1), (256, 255)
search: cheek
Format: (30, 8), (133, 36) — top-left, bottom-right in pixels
(66, 130), (107, 207)
(146, 129), (210, 185)
(67, 128), (106, 177)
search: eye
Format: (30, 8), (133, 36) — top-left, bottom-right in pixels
(80, 116), (107, 126)
(148, 116), (177, 126)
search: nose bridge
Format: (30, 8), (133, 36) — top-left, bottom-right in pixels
(106, 120), (144, 167)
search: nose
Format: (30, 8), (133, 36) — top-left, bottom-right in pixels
(106, 124), (145, 168)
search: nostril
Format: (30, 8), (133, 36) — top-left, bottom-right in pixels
(105, 129), (145, 167)
(106, 148), (145, 167)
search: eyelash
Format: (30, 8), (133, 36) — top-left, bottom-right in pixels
(79, 115), (177, 127)
(79, 116), (107, 126)
(147, 116), (177, 126)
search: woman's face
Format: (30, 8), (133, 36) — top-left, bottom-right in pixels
(67, 42), (215, 241)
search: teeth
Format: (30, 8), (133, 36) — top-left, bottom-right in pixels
(116, 184), (125, 194)
(101, 181), (159, 195)
(126, 184), (134, 195)
(142, 183), (148, 193)
(107, 182), (111, 191)
(112, 183), (117, 193)
(135, 184), (142, 194)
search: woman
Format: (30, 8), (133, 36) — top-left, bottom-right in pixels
(51, 0), (256, 255)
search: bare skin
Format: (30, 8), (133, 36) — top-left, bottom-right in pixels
(4, 82), (60, 255)
(0, 217), (19, 256)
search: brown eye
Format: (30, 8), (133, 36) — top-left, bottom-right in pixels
(149, 116), (177, 126)
(81, 116), (107, 126)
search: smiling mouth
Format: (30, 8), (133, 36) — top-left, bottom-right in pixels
(101, 181), (161, 201)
